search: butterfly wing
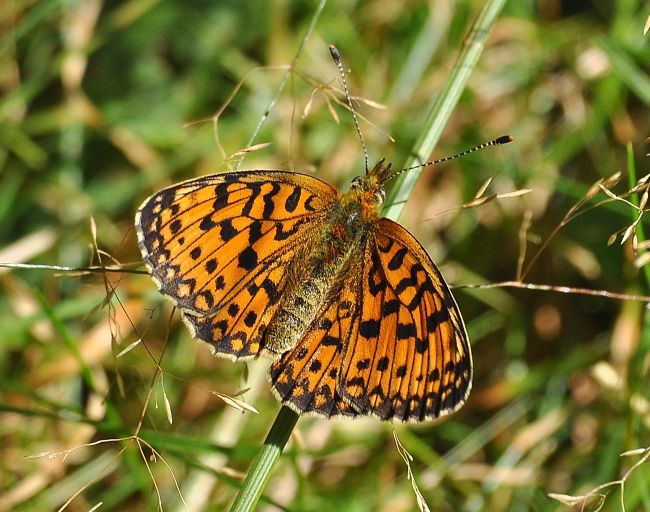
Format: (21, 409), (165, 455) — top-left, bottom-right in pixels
(339, 217), (471, 421)
(270, 217), (471, 422)
(136, 170), (337, 359)
(269, 258), (361, 418)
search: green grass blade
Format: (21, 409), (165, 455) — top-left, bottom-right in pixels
(382, 0), (508, 222)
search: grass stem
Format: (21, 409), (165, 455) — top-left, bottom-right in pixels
(229, 406), (300, 512)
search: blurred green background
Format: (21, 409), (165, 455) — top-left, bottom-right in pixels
(2, 1), (650, 510)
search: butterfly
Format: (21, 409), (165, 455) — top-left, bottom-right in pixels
(135, 157), (479, 422)
(135, 47), (511, 422)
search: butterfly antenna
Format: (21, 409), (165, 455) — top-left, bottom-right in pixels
(329, 45), (369, 174)
(388, 135), (515, 181)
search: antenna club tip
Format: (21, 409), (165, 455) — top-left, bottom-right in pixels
(328, 45), (341, 61)
(496, 135), (515, 144)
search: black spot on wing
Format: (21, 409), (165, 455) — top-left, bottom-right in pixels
(428, 368), (440, 381)
(318, 317), (334, 330)
(346, 377), (366, 388)
(407, 277), (434, 311)
(285, 187), (301, 212)
(304, 195), (318, 212)
(205, 258), (218, 274)
(262, 182), (281, 218)
(377, 237), (394, 253)
(244, 311), (257, 327)
(200, 291), (214, 309)
(248, 221), (263, 244)
(382, 299), (400, 315)
(368, 249), (387, 295)
(359, 319), (380, 338)
(356, 358), (370, 370)
(274, 218), (305, 241)
(322, 335), (340, 347)
(415, 338), (427, 354)
(387, 247), (408, 270)
(238, 247), (258, 271)
(170, 219), (182, 233)
(376, 356), (390, 371)
(219, 219), (237, 242)
(396, 322), (416, 340)
(427, 309), (450, 330)
(261, 278), (279, 303)
(242, 182), (263, 217)
(200, 216), (217, 231)
(395, 274), (417, 295)
(213, 183), (230, 210)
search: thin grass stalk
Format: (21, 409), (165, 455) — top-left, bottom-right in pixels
(627, 143), (650, 288)
(229, 406), (299, 512)
(229, 1), (507, 510)
(235, 0), (328, 170)
(626, 142), (650, 462)
(382, 0), (508, 221)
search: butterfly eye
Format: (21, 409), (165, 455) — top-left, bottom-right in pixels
(373, 188), (385, 205)
(351, 176), (363, 190)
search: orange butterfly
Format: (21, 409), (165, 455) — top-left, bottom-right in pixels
(135, 49), (510, 422)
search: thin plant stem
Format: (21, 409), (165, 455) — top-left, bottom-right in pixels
(234, 0), (328, 170)
(627, 142), (650, 289)
(229, 406), (299, 512)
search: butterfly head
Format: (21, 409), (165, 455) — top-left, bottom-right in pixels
(349, 159), (392, 210)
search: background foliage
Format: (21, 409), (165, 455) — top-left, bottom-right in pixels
(2, 1), (650, 510)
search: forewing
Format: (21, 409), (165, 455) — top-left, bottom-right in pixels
(339, 218), (472, 422)
(136, 170), (336, 359)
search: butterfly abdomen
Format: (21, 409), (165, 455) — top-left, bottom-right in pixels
(264, 256), (339, 354)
